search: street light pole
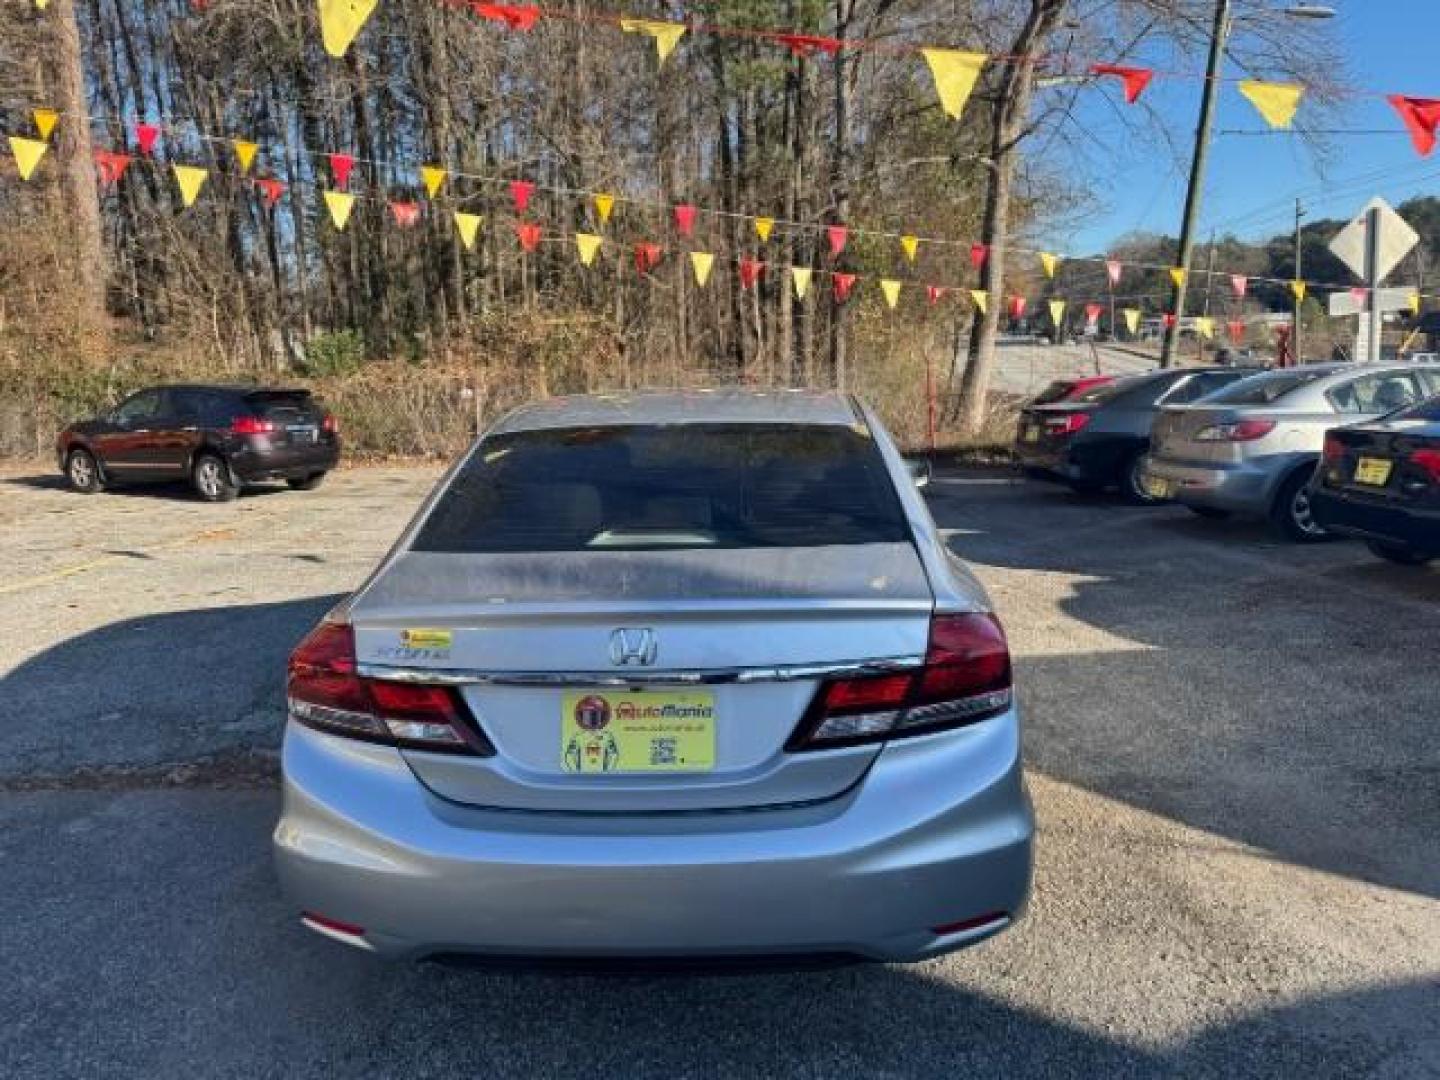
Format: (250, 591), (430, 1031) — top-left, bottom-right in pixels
(1293, 198), (1306, 365)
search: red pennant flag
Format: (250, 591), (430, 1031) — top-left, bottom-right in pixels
(1350, 286), (1368, 306)
(1106, 260), (1123, 286)
(673, 204), (697, 237)
(1227, 320), (1246, 344)
(831, 273), (856, 302)
(739, 259), (765, 289)
(135, 122), (160, 156)
(471, 3), (542, 31)
(329, 153), (355, 189)
(254, 177), (286, 208)
(826, 225), (848, 258)
(515, 222), (542, 252)
(1008, 296), (1027, 319)
(1090, 63), (1154, 104)
(926, 285), (947, 305)
(509, 179), (535, 214)
(390, 201), (421, 228)
(1230, 274), (1248, 299)
(969, 243), (988, 271)
(634, 242), (663, 274)
(1388, 95), (1440, 157)
(1084, 303), (1104, 325)
(94, 150), (132, 187)
(1162, 312), (1177, 329)
(772, 32), (844, 57)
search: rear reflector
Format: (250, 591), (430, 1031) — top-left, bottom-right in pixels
(931, 911), (1008, 936)
(302, 911), (365, 938)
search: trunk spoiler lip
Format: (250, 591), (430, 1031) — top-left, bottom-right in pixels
(356, 655), (924, 687)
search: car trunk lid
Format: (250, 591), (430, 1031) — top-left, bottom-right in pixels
(1322, 422), (1440, 504)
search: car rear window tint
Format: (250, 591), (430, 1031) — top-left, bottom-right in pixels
(1033, 381), (1078, 405)
(246, 391), (317, 422)
(1202, 369), (1326, 405)
(413, 423), (910, 552)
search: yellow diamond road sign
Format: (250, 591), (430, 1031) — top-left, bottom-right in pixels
(1327, 197), (1419, 285)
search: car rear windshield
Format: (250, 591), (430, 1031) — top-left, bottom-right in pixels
(1032, 380), (1080, 405)
(412, 423), (910, 552)
(245, 390), (317, 421)
(1201, 369), (1325, 405)
(1071, 375), (1144, 404)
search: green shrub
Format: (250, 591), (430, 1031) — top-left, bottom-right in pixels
(301, 330), (367, 377)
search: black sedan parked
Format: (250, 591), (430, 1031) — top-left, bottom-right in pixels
(57, 384), (341, 502)
(1310, 396), (1440, 566)
(1015, 366), (1261, 503)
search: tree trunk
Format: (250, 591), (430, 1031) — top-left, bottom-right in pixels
(51, 0), (105, 322)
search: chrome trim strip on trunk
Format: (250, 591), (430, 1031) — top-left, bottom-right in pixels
(356, 656), (924, 687)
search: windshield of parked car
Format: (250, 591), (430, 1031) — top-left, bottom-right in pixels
(413, 423), (910, 552)
(1201, 369), (1327, 405)
(1071, 376), (1144, 404)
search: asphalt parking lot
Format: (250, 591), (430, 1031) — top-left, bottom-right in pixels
(2, 464), (1437, 1079)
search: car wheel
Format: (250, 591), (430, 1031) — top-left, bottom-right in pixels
(1365, 540), (1433, 566)
(1187, 505), (1232, 520)
(66, 448), (103, 493)
(1121, 450), (1164, 506)
(192, 453), (238, 502)
(286, 472), (327, 491)
(1271, 469), (1329, 543)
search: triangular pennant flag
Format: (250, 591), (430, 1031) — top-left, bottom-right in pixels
(1084, 303), (1104, 325)
(94, 150), (132, 187)
(420, 165), (446, 198)
(739, 259), (765, 290)
(255, 177), (285, 208)
(1388, 95), (1440, 157)
(172, 164), (208, 207)
(900, 235), (919, 262)
(1230, 274), (1248, 298)
(35, 0), (51, 8)
(1008, 296), (1027, 319)
(1123, 308), (1141, 335)
(673, 204), (697, 236)
(593, 193), (615, 224)
(1162, 312), (1177, 329)
(1048, 299), (1066, 326)
(969, 289), (988, 314)
(969, 243), (988, 271)
(1169, 267), (1187, 288)
(832, 273), (857, 303)
(324, 190), (356, 230)
(926, 285), (947, 305)
(329, 152), (355, 189)
(318, 0), (379, 58)
(634, 242), (663, 274)
(1039, 252), (1059, 278)
(880, 279), (901, 310)
(1409, 291), (1421, 315)
(472, 3), (541, 31)
(232, 140), (259, 174)
(453, 211), (483, 251)
(619, 18), (687, 65)
(1228, 320), (1246, 344)
(389, 200), (421, 228)
(772, 32), (844, 57)
(135, 122), (160, 156)
(791, 266), (812, 299)
(1090, 63), (1154, 104)
(826, 225), (848, 258)
(1238, 80), (1304, 130)
(1106, 260), (1123, 286)
(574, 232), (602, 266)
(1349, 286), (1368, 306)
(33, 108), (59, 140)
(9, 137), (47, 181)
(1195, 317), (1215, 339)
(515, 222), (542, 252)
(509, 179), (535, 214)
(1290, 279), (1306, 302)
(689, 251), (714, 287)
(921, 49), (987, 120)
(754, 216), (774, 242)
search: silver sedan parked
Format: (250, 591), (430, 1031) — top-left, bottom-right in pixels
(1143, 363), (1440, 540)
(274, 390), (1033, 965)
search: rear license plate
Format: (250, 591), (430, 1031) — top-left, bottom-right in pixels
(287, 424), (318, 444)
(1354, 457), (1393, 487)
(561, 690), (715, 774)
(1022, 427), (1040, 444)
(1143, 475), (1176, 500)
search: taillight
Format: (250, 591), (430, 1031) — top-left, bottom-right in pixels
(287, 622), (485, 753)
(1045, 413), (1091, 436)
(789, 614), (1013, 749)
(231, 415), (276, 435)
(1322, 434), (1346, 463)
(1411, 448), (1440, 483)
(322, 413), (339, 434)
(1195, 419), (1276, 442)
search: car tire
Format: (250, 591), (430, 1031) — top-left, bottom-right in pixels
(287, 472), (327, 491)
(1271, 469), (1330, 543)
(192, 453), (238, 502)
(65, 448), (103, 493)
(1120, 450), (1164, 506)
(1365, 540), (1433, 566)
(1187, 505), (1232, 520)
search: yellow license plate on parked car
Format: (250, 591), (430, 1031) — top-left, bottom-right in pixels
(561, 690), (715, 774)
(1354, 457), (1393, 487)
(1143, 476), (1176, 500)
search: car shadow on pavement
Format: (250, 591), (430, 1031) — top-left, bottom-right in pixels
(930, 470), (1440, 901)
(1, 474), (294, 500)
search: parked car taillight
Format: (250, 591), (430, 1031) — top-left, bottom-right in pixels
(1322, 434), (1346, 463)
(322, 413), (339, 434)
(1045, 413), (1091, 436)
(287, 622), (486, 754)
(1410, 448), (1440, 483)
(1195, 419), (1276, 442)
(789, 614), (1012, 749)
(231, 415), (276, 435)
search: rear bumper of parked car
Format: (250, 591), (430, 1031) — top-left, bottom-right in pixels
(1015, 437), (1109, 485)
(230, 439), (340, 482)
(1141, 454), (1280, 514)
(1310, 487), (1439, 554)
(274, 711), (1034, 965)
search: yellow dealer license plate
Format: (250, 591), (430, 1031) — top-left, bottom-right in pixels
(1354, 457), (1393, 487)
(561, 690), (715, 774)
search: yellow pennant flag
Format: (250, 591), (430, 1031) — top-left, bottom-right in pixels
(900, 234), (919, 262)
(33, 108), (59, 140)
(689, 251), (714, 287)
(35, 0), (50, 8)
(421, 165), (447, 198)
(754, 216), (774, 242)
(1409, 291), (1421, 315)
(1290, 279), (1306, 302)
(173, 165), (208, 207)
(969, 289), (988, 315)
(575, 232), (602, 266)
(1039, 252), (1059, 278)
(921, 49), (987, 120)
(1238, 80), (1304, 130)
(1123, 308), (1141, 335)
(232, 140), (259, 174)
(325, 190), (357, 230)
(1048, 299), (1066, 326)
(791, 267), (812, 299)
(619, 18), (686, 64)
(453, 211), (482, 251)
(9, 136), (48, 181)
(319, 0), (378, 58)
(593, 193), (615, 224)
(1195, 316), (1215, 339)
(1169, 266), (1187, 288)
(880, 279), (902, 310)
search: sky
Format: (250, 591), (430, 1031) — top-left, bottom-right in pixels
(1055, 0), (1439, 255)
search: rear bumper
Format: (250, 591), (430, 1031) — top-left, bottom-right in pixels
(1141, 454), (1280, 514)
(1310, 487), (1440, 553)
(230, 439), (339, 482)
(1015, 436), (1116, 486)
(273, 711), (1034, 964)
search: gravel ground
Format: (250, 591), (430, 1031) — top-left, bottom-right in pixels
(1, 463), (1436, 1079)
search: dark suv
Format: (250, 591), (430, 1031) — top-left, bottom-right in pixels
(57, 385), (340, 501)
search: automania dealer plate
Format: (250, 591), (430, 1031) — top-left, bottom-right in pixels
(1354, 457), (1393, 487)
(561, 690), (716, 774)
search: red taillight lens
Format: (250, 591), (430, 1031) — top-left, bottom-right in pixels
(231, 415), (275, 435)
(1322, 435), (1346, 463)
(1196, 419), (1276, 442)
(287, 622), (480, 753)
(321, 413), (339, 434)
(1411, 448), (1440, 483)
(1045, 412), (1091, 436)
(792, 614), (1014, 749)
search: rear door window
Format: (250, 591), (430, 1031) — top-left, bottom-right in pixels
(413, 423), (910, 552)
(1328, 372), (1428, 415)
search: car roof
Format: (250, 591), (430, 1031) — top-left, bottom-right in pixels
(130, 384), (310, 396)
(490, 389), (862, 433)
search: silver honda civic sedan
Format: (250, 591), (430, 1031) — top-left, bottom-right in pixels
(274, 390), (1033, 965)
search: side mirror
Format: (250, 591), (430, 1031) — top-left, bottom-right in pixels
(904, 456), (932, 490)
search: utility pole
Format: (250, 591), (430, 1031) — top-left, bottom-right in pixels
(1160, 0), (1231, 368)
(1293, 198), (1306, 365)
(1201, 232), (1217, 364)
